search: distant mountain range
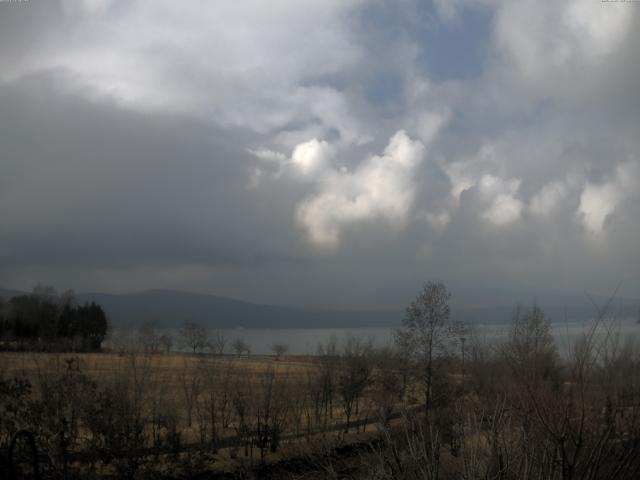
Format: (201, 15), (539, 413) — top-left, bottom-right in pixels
(0, 287), (638, 328)
(0, 288), (398, 328)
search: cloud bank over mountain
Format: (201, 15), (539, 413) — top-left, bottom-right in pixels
(1, 0), (639, 309)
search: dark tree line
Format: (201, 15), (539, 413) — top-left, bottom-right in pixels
(0, 286), (108, 351)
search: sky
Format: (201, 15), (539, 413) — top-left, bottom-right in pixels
(1, 0), (639, 310)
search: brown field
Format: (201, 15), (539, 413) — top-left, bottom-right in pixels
(3, 310), (640, 480)
(0, 349), (406, 478)
(0, 350), (351, 438)
(0, 350), (316, 385)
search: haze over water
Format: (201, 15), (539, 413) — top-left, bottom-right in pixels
(158, 318), (639, 356)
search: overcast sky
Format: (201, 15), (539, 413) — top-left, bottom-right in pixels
(1, 0), (639, 309)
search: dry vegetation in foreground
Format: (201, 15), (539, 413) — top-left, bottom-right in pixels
(2, 283), (640, 479)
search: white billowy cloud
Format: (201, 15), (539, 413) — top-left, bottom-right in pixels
(493, 0), (631, 95)
(529, 180), (569, 219)
(578, 162), (640, 233)
(291, 139), (335, 177)
(5, 0), (369, 145)
(296, 131), (425, 248)
(1, 0), (640, 302)
(444, 144), (501, 202)
(478, 175), (523, 226)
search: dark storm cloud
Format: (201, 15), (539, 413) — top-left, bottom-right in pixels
(0, 0), (639, 307)
(0, 74), (305, 270)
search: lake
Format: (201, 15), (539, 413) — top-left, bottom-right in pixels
(161, 317), (639, 356)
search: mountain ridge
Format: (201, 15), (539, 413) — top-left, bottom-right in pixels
(1, 287), (638, 328)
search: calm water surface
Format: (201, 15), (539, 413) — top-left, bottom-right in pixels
(165, 318), (639, 355)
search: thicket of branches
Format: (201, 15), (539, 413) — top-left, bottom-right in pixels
(1, 282), (639, 479)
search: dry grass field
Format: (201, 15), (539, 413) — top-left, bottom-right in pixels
(3, 306), (640, 479)
(0, 350), (341, 439)
(0, 348), (403, 478)
(0, 350), (315, 387)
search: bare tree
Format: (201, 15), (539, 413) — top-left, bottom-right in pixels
(230, 374), (253, 459)
(271, 342), (289, 360)
(208, 330), (227, 355)
(253, 367), (289, 461)
(82, 351), (156, 479)
(395, 281), (461, 418)
(137, 321), (161, 354)
(337, 335), (372, 433)
(158, 332), (173, 353)
(178, 357), (203, 427)
(179, 320), (208, 354)
(199, 357), (235, 451)
(368, 410), (442, 480)
(501, 304), (559, 385)
(232, 338), (250, 356)
(316, 337), (338, 427)
(370, 346), (404, 427)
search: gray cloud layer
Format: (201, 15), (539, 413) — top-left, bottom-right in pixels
(1, 0), (639, 308)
